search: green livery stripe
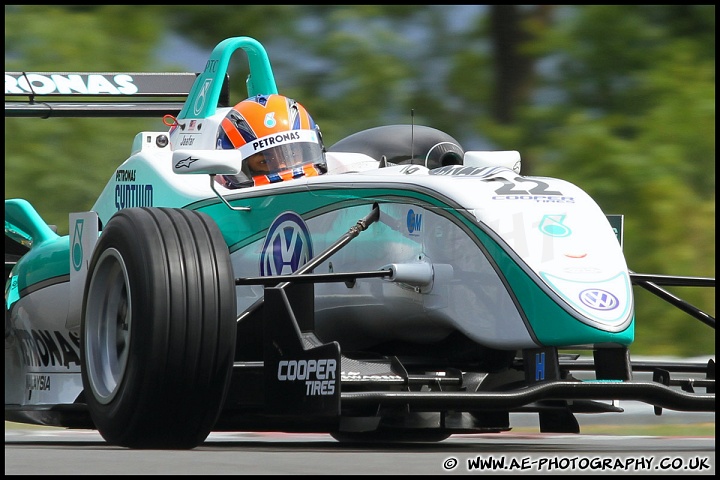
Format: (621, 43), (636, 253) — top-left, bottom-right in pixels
(6, 236), (70, 308)
(9, 185), (633, 346)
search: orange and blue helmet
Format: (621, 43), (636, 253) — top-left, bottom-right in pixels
(216, 94), (326, 188)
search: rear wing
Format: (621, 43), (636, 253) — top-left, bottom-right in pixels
(6, 37), (279, 120)
(4, 71), (230, 118)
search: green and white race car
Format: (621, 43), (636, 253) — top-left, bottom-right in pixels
(5, 36), (715, 449)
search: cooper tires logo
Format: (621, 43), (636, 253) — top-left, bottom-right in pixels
(260, 212), (313, 276)
(579, 289), (619, 310)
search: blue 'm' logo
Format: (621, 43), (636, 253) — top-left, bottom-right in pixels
(407, 209), (422, 235)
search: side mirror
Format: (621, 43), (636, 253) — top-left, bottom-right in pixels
(172, 149), (244, 175)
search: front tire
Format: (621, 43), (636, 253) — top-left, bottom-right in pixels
(81, 207), (236, 449)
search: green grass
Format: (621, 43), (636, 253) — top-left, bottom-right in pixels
(577, 422), (714, 437)
(511, 422), (714, 437)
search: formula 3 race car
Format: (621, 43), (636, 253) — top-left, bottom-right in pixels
(4, 36), (715, 449)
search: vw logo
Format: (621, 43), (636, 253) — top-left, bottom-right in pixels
(579, 288), (619, 311)
(260, 212), (313, 276)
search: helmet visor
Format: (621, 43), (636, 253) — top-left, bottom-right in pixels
(240, 129), (324, 176)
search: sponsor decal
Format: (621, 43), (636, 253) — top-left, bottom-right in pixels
(252, 131), (300, 150)
(205, 59), (219, 74)
(579, 289), (619, 311)
(5, 73), (139, 95)
(194, 78), (212, 116)
(341, 372), (404, 382)
(482, 177), (574, 202)
(71, 218), (84, 272)
(491, 177), (562, 195)
(113, 168), (151, 209)
(7, 276), (19, 305)
(406, 209), (422, 235)
(16, 329), (81, 369)
(26, 374), (51, 391)
(115, 184), (153, 210)
(264, 112), (277, 128)
(430, 168), (574, 203)
(260, 212), (313, 276)
(535, 352), (546, 381)
(238, 130), (318, 158)
(493, 195), (575, 203)
(539, 214), (571, 237)
(115, 169), (136, 182)
(175, 156), (198, 168)
(179, 135), (196, 146)
(277, 359), (336, 396)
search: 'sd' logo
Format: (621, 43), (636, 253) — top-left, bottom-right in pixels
(260, 212), (313, 276)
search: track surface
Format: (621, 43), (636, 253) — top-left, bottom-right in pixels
(6, 400), (715, 475)
(6, 426), (714, 475)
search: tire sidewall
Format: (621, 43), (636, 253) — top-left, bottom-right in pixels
(80, 210), (160, 440)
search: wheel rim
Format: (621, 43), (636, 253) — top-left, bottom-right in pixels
(84, 248), (132, 405)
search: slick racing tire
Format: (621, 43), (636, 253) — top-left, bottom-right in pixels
(80, 207), (237, 449)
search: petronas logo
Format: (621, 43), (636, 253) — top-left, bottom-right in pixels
(539, 214), (571, 237)
(71, 219), (84, 271)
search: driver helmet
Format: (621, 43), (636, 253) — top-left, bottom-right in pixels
(216, 94), (326, 188)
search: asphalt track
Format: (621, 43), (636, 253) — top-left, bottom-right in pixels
(5, 407), (715, 476)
